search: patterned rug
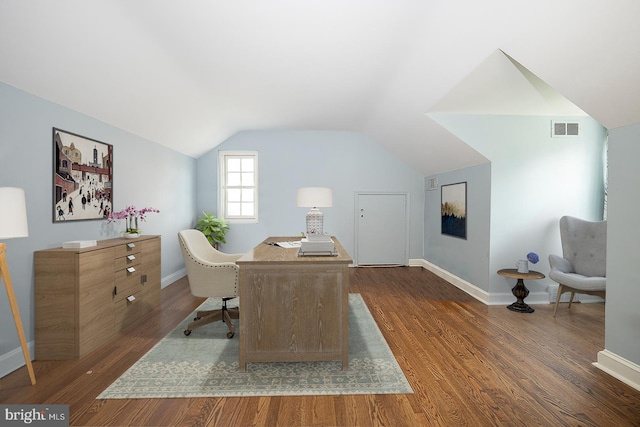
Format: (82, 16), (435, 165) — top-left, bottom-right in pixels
(98, 293), (412, 398)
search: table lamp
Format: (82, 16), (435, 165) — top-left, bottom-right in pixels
(297, 187), (333, 235)
(0, 187), (36, 384)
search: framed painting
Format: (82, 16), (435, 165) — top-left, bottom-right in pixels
(441, 181), (466, 239)
(53, 128), (113, 222)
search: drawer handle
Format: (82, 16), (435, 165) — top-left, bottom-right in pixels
(127, 267), (136, 273)
(127, 243), (136, 249)
(127, 255), (136, 261)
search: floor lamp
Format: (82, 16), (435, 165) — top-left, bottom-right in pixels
(0, 187), (36, 385)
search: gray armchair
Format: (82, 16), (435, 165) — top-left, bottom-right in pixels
(549, 216), (606, 316)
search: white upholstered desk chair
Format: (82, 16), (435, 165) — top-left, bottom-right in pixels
(178, 229), (243, 337)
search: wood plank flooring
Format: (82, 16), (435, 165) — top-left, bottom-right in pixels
(2, 266), (639, 426)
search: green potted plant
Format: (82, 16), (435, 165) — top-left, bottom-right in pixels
(194, 211), (229, 248)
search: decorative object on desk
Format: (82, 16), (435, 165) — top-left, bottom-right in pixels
(441, 181), (466, 239)
(194, 211), (229, 249)
(516, 251), (539, 273)
(97, 294), (412, 398)
(0, 187), (36, 385)
(52, 128), (113, 223)
(297, 187), (333, 235)
(299, 233), (336, 256)
(107, 205), (159, 237)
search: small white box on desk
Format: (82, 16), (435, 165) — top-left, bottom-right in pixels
(62, 240), (97, 249)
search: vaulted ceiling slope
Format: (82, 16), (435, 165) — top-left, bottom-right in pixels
(1, 1), (639, 176)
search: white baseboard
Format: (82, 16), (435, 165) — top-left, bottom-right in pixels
(594, 349), (640, 392)
(414, 259), (551, 306)
(416, 259), (490, 304)
(0, 341), (34, 380)
(162, 268), (186, 288)
(1, 269), (188, 380)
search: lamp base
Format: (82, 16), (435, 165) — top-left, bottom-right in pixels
(306, 208), (324, 235)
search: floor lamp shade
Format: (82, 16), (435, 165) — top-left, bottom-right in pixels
(0, 187), (29, 239)
(297, 187), (333, 235)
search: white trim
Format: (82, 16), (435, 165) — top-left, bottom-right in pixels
(594, 349), (640, 392)
(218, 151), (259, 223)
(0, 341), (34, 379)
(418, 259), (489, 304)
(415, 258), (550, 306)
(162, 268), (186, 288)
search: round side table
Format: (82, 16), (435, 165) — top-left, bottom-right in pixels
(497, 268), (545, 313)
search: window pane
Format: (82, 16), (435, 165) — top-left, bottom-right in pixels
(227, 188), (241, 202)
(241, 202), (254, 216)
(242, 188), (254, 202)
(227, 158), (241, 171)
(227, 172), (241, 186)
(241, 172), (254, 186)
(241, 158), (254, 172)
(227, 203), (241, 216)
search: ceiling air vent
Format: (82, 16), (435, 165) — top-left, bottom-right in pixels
(427, 177), (438, 191)
(552, 121), (580, 137)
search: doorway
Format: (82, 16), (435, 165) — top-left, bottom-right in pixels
(355, 192), (409, 266)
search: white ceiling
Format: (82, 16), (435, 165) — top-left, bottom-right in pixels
(1, 0), (639, 175)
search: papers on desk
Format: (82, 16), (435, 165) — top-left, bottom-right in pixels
(270, 241), (301, 249)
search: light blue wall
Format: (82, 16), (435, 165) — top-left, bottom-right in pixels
(0, 83), (197, 373)
(425, 163), (491, 290)
(196, 130), (425, 259)
(427, 114), (606, 299)
(606, 123), (640, 365)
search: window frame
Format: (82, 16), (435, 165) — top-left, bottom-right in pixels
(218, 150), (258, 224)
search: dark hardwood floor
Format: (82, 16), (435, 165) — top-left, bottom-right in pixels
(2, 267), (639, 426)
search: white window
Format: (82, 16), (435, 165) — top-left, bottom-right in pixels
(219, 151), (258, 223)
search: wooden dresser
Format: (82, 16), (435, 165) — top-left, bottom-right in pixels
(34, 235), (161, 360)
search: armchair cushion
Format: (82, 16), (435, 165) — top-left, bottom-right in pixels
(559, 215), (606, 278)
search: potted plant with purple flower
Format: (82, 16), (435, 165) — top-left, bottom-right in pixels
(107, 205), (159, 238)
(517, 251), (540, 273)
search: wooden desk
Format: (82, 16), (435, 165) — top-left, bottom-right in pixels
(237, 236), (352, 371)
(497, 268), (545, 313)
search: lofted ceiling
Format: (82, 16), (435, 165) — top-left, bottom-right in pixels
(1, 0), (639, 176)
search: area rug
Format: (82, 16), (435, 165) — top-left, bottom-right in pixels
(97, 293), (413, 398)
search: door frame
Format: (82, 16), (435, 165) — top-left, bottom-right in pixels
(354, 191), (410, 266)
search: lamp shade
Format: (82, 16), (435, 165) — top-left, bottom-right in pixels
(297, 187), (333, 208)
(0, 187), (29, 239)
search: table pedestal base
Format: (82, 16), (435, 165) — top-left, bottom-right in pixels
(507, 279), (534, 313)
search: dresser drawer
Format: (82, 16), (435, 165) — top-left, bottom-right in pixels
(114, 241), (142, 258)
(115, 252), (142, 271)
(114, 267), (143, 301)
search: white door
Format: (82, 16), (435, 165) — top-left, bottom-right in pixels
(355, 192), (408, 266)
